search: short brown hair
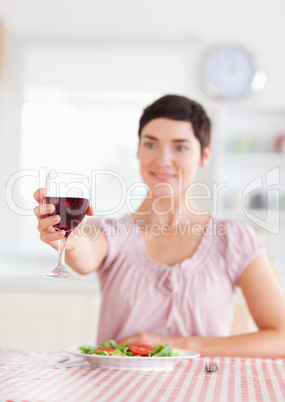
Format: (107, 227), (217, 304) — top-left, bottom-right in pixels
(138, 95), (211, 151)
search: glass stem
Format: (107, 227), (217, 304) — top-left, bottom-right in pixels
(57, 237), (66, 267)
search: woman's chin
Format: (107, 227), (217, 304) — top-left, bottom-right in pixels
(151, 187), (176, 199)
(149, 188), (181, 211)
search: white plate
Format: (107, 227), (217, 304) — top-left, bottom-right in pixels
(64, 347), (200, 371)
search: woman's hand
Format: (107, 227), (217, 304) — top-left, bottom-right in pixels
(33, 188), (95, 253)
(118, 332), (193, 350)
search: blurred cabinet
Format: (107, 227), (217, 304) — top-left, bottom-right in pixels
(0, 291), (101, 350)
(213, 106), (285, 289)
(0, 20), (5, 80)
(0, 289), (254, 346)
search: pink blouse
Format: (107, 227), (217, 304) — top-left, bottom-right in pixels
(88, 215), (266, 344)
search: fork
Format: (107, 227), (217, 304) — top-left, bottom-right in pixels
(205, 361), (219, 372)
(43, 357), (70, 367)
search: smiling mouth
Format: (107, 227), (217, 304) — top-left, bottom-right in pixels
(151, 172), (176, 180)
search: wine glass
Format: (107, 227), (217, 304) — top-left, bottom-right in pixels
(41, 171), (90, 280)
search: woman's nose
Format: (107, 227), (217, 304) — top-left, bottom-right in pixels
(155, 148), (173, 167)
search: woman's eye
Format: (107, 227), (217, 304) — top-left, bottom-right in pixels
(176, 145), (188, 152)
(144, 142), (156, 149)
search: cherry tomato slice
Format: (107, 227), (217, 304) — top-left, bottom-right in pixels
(129, 343), (156, 356)
(94, 347), (116, 355)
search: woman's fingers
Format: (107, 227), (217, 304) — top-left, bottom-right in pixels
(34, 203), (55, 218)
(37, 215), (61, 232)
(86, 204), (95, 216)
(33, 187), (90, 252)
(33, 188), (47, 204)
(39, 230), (66, 249)
(33, 188), (49, 221)
(40, 228), (65, 242)
(33, 187), (73, 251)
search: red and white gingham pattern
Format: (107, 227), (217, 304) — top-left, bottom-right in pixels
(1, 350), (285, 401)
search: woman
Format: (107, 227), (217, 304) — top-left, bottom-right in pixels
(34, 94), (285, 357)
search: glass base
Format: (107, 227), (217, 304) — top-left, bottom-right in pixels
(41, 265), (80, 280)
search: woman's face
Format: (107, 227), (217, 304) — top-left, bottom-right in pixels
(137, 118), (211, 198)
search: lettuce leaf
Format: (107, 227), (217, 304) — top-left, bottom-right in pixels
(113, 349), (126, 356)
(153, 344), (173, 357)
(77, 341), (186, 357)
(97, 340), (116, 348)
(93, 350), (110, 356)
(77, 345), (97, 354)
(152, 344), (186, 357)
(113, 344), (130, 354)
(172, 348), (187, 357)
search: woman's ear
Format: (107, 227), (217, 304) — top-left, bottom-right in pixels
(200, 145), (212, 167)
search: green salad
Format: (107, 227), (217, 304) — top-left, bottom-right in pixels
(77, 340), (186, 357)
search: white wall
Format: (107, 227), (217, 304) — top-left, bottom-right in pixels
(0, 0), (284, 348)
(1, 0), (285, 264)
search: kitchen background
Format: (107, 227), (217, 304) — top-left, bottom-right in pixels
(0, 0), (284, 350)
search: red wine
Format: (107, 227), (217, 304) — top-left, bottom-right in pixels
(44, 197), (89, 236)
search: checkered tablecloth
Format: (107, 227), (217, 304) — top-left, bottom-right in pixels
(0, 349), (285, 401)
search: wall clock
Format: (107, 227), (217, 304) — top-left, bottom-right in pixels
(201, 44), (266, 100)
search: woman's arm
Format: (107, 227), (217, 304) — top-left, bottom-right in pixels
(120, 254), (285, 358)
(65, 224), (109, 275)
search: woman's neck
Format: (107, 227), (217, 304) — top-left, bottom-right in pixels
(134, 196), (208, 227)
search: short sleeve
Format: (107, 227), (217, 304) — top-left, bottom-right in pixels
(225, 220), (267, 286)
(86, 216), (121, 272)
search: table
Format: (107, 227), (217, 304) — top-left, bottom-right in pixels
(0, 350), (285, 401)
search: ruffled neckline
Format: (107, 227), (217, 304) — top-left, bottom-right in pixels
(122, 214), (215, 273)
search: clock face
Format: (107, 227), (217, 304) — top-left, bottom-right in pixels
(202, 45), (258, 99)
